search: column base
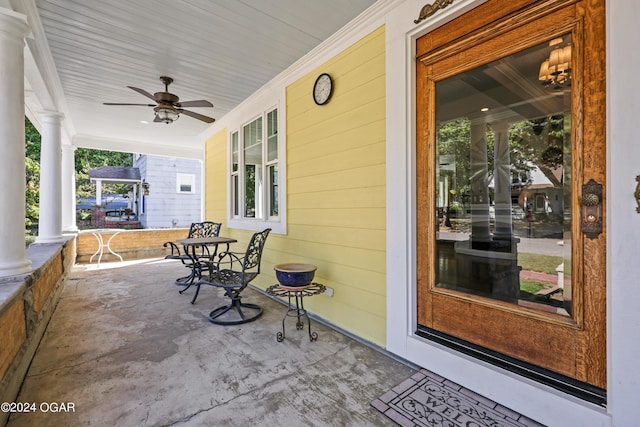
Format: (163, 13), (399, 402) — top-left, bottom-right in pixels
(34, 235), (64, 244)
(0, 260), (32, 277)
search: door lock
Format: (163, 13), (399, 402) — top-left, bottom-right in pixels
(581, 179), (603, 239)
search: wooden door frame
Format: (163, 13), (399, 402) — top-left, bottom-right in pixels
(415, 0), (606, 393)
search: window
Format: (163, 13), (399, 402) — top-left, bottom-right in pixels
(176, 173), (195, 194)
(229, 107), (282, 231)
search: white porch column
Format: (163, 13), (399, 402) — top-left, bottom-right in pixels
(492, 122), (513, 241)
(0, 9), (31, 276)
(469, 118), (492, 244)
(61, 145), (78, 233)
(35, 112), (65, 243)
(95, 179), (102, 206)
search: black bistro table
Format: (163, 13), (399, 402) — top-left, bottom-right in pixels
(174, 236), (237, 292)
(266, 282), (326, 342)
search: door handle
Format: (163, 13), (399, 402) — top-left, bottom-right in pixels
(581, 179), (603, 239)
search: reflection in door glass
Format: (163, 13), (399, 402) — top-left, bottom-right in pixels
(434, 36), (573, 316)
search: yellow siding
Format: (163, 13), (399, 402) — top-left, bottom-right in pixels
(205, 129), (228, 223)
(204, 26), (387, 346)
(283, 25), (386, 345)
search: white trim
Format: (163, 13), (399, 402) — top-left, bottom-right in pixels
(11, 0), (76, 143)
(226, 101), (286, 235)
(386, 1), (612, 426)
(606, 1), (640, 425)
(176, 172), (195, 194)
(73, 133), (203, 160)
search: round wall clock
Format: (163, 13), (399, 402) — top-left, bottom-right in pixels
(313, 73), (333, 105)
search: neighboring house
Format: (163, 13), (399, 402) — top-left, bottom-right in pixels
(88, 166), (142, 228)
(133, 154), (202, 229)
(88, 166), (141, 208)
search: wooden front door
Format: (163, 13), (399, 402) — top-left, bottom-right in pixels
(416, 0), (606, 393)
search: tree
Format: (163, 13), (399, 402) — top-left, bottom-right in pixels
(436, 114), (567, 211)
(74, 148), (133, 198)
(25, 119), (41, 232)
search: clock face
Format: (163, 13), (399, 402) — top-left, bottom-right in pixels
(313, 73), (333, 105)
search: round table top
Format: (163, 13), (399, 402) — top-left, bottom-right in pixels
(176, 236), (237, 246)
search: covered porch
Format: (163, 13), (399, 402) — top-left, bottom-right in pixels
(1, 0), (640, 425)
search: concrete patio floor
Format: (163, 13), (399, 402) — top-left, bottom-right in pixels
(6, 258), (416, 427)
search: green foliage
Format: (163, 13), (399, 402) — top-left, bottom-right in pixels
(78, 209), (92, 221)
(25, 157), (40, 228)
(448, 204), (462, 213)
(520, 279), (546, 294)
(518, 252), (563, 275)
(437, 114), (569, 209)
(437, 119), (474, 199)
(74, 148), (133, 198)
(509, 115), (566, 170)
(244, 165), (256, 217)
(25, 118), (41, 160)
(25, 119), (41, 230)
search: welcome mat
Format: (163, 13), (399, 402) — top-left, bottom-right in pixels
(371, 369), (544, 427)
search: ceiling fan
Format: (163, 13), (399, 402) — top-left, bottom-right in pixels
(103, 76), (215, 124)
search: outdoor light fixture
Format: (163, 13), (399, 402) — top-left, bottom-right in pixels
(154, 104), (179, 124)
(539, 37), (572, 90)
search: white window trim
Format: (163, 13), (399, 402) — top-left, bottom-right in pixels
(176, 173), (196, 194)
(227, 99), (286, 235)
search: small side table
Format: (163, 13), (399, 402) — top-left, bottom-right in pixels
(89, 230), (123, 266)
(266, 282), (326, 342)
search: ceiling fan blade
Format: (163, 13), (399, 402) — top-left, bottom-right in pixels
(176, 100), (213, 108)
(127, 86), (156, 101)
(103, 103), (156, 106)
(179, 109), (216, 123)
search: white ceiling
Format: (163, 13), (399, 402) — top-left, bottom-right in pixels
(10, 0), (378, 158)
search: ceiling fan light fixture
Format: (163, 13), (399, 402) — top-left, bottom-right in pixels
(104, 76), (215, 124)
(154, 105), (179, 124)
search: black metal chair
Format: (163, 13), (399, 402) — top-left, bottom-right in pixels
(192, 228), (271, 325)
(184, 221), (222, 259)
(164, 221), (222, 286)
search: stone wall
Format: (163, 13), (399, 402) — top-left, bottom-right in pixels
(76, 228), (189, 263)
(0, 229), (188, 425)
(0, 238), (76, 426)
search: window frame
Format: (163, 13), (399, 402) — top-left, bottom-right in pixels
(227, 103), (286, 234)
(176, 173), (196, 194)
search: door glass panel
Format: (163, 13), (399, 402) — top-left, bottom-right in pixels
(435, 36), (573, 316)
